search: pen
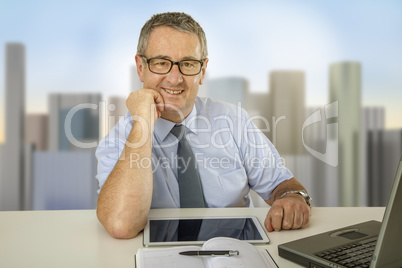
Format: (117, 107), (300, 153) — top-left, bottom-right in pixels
(179, 250), (239, 257)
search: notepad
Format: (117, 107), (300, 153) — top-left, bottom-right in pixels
(135, 237), (278, 268)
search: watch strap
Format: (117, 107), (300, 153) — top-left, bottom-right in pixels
(279, 190), (312, 207)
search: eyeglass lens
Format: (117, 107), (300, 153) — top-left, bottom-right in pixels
(149, 59), (201, 75)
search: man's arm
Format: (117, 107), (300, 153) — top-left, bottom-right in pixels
(96, 89), (164, 239)
(264, 177), (311, 232)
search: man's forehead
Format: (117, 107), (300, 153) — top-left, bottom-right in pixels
(148, 26), (198, 43)
(146, 26), (202, 57)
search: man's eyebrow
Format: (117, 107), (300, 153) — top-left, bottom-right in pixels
(151, 55), (171, 59)
(181, 56), (199, 60)
(149, 55), (200, 61)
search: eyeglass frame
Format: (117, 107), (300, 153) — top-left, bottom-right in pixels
(140, 55), (205, 76)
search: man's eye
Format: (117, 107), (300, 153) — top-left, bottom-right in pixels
(183, 62), (194, 67)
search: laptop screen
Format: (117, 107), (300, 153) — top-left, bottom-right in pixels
(372, 157), (402, 267)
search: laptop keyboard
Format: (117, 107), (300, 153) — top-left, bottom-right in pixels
(315, 237), (377, 268)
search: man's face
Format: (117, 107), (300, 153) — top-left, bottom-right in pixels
(136, 26), (208, 122)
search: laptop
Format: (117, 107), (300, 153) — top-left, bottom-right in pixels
(278, 156), (402, 268)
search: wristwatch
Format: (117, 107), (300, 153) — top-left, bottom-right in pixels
(279, 190), (312, 207)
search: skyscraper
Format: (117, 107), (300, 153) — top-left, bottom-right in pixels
(245, 92), (270, 136)
(48, 93), (102, 151)
(205, 77), (248, 106)
(0, 43), (25, 210)
(25, 114), (48, 151)
(107, 96), (127, 131)
(361, 107), (385, 206)
(330, 62), (361, 206)
(31, 151), (98, 210)
(269, 71), (305, 155)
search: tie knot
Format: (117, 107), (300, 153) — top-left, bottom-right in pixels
(170, 125), (186, 140)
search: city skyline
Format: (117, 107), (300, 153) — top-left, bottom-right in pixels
(0, 58), (397, 144)
(1, 0), (402, 143)
(1, 41), (400, 209)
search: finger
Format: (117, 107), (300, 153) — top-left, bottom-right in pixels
(152, 90), (165, 112)
(282, 209), (294, 230)
(301, 208), (311, 228)
(265, 213), (274, 232)
(292, 211), (304, 229)
(269, 206), (284, 231)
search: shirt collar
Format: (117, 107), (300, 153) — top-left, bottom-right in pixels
(154, 102), (198, 141)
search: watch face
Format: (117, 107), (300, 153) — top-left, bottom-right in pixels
(299, 191), (312, 206)
(279, 190), (312, 206)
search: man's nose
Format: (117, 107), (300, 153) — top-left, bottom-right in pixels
(166, 64), (183, 84)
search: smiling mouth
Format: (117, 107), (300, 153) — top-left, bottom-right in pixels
(162, 88), (183, 95)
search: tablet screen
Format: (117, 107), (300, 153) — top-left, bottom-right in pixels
(149, 217), (263, 243)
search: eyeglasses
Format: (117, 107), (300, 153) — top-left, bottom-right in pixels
(141, 56), (204, 76)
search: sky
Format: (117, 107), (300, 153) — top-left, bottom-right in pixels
(1, 0), (402, 143)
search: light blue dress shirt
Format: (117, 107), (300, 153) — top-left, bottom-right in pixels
(95, 97), (293, 208)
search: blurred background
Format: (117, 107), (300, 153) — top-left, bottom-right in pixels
(0, 0), (401, 210)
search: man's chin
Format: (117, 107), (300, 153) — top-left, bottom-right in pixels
(162, 103), (182, 114)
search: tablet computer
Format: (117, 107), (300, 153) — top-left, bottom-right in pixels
(143, 215), (270, 247)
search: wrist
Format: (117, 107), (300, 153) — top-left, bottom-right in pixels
(279, 190), (312, 207)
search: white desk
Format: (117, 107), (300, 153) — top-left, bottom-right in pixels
(0, 207), (384, 268)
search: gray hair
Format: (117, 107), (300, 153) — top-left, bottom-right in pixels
(137, 12), (208, 59)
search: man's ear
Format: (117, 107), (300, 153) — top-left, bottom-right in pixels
(135, 54), (145, 82)
(199, 58), (209, 85)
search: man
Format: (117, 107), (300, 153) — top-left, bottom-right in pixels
(96, 12), (311, 239)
